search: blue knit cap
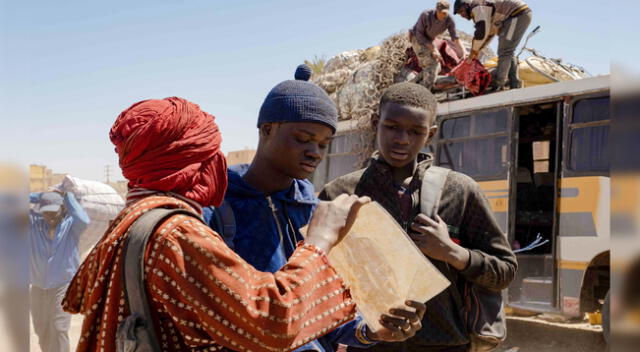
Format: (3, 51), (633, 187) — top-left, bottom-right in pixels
(257, 64), (337, 133)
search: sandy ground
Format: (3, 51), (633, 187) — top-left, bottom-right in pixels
(496, 316), (607, 352)
(24, 313), (606, 352)
(29, 313), (82, 352)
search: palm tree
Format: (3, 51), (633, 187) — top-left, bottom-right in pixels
(304, 55), (326, 75)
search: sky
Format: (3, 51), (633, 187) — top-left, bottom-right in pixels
(0, 0), (612, 182)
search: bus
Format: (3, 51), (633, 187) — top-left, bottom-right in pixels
(312, 75), (611, 319)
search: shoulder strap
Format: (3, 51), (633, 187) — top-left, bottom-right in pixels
(217, 200), (236, 248)
(420, 166), (451, 218)
(207, 201), (236, 250)
(121, 208), (204, 351)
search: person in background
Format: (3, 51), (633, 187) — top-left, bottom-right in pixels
(204, 65), (426, 351)
(30, 191), (90, 352)
(411, 1), (466, 90)
(454, 0), (532, 91)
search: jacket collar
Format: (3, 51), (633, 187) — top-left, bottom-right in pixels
(226, 164), (318, 205)
(367, 151), (434, 190)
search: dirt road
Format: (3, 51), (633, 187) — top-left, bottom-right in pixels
(29, 314), (82, 352)
(28, 314), (606, 352)
(497, 316), (606, 352)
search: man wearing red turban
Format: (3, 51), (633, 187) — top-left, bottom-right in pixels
(63, 97), (371, 352)
(109, 97), (228, 207)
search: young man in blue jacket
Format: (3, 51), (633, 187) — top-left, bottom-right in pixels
(204, 65), (426, 352)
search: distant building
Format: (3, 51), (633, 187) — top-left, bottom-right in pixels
(226, 149), (256, 166)
(107, 180), (129, 199)
(29, 165), (68, 192)
(29, 164), (128, 198)
(29, 165), (53, 192)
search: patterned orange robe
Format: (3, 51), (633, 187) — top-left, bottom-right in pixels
(63, 195), (356, 352)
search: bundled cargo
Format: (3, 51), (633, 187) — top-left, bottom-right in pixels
(312, 30), (495, 165)
(58, 175), (125, 257)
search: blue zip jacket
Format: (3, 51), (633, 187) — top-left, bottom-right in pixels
(203, 164), (376, 352)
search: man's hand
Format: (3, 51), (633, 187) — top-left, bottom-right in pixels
(409, 214), (470, 270)
(366, 300), (426, 342)
(305, 194), (371, 253)
(466, 50), (479, 63)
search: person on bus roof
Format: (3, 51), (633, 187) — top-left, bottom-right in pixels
(202, 65), (427, 352)
(319, 82), (517, 352)
(454, 0), (532, 91)
(410, 1), (466, 90)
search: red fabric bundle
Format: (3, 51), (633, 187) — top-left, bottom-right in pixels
(450, 59), (492, 96)
(433, 39), (461, 74)
(109, 97), (228, 207)
(402, 40), (461, 75)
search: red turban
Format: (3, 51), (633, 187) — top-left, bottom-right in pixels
(109, 97), (228, 207)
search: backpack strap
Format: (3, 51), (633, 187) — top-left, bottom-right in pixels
(205, 201), (236, 250)
(217, 200), (236, 248)
(120, 208), (204, 351)
(420, 166), (451, 218)
(420, 167), (507, 349)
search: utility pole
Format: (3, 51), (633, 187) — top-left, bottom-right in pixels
(105, 165), (112, 184)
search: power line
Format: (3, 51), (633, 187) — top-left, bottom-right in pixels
(105, 165), (112, 183)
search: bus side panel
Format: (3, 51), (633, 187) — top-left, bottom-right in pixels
(557, 176), (610, 316)
(477, 179), (509, 233)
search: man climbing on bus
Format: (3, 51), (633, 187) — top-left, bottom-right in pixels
(319, 82), (517, 352)
(410, 1), (466, 90)
(454, 0), (532, 91)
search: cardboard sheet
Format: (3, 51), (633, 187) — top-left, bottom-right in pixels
(315, 201), (451, 332)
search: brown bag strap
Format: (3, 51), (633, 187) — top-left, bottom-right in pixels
(121, 208), (204, 351)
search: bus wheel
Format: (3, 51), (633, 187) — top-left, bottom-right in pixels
(602, 289), (610, 346)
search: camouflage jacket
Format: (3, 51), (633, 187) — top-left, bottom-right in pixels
(319, 153), (517, 350)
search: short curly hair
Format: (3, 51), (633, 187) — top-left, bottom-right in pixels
(379, 82), (437, 118)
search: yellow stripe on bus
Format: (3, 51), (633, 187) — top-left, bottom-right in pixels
(478, 179), (509, 212)
(558, 177), (602, 224)
(558, 260), (589, 271)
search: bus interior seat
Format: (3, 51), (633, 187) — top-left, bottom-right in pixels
(533, 172), (554, 187)
(534, 172), (555, 211)
(516, 167), (538, 212)
(517, 167), (533, 183)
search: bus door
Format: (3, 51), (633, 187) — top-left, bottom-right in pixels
(508, 101), (563, 312)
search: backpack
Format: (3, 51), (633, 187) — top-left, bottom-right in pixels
(116, 208), (204, 352)
(420, 166), (507, 352)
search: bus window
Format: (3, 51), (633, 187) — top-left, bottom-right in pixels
(325, 133), (362, 183)
(436, 109), (509, 179)
(475, 110), (509, 135)
(572, 97), (609, 124)
(438, 137), (508, 177)
(441, 116), (471, 139)
(569, 126), (609, 172)
(567, 97), (610, 173)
